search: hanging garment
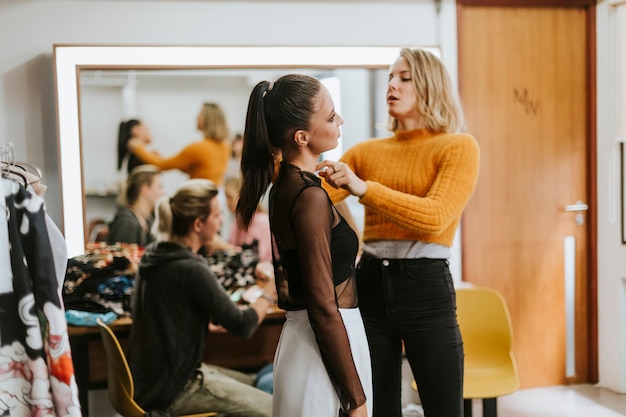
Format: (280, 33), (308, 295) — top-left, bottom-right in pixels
(0, 176), (81, 417)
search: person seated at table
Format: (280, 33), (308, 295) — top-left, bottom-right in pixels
(127, 179), (276, 417)
(108, 165), (165, 247)
(223, 176), (272, 262)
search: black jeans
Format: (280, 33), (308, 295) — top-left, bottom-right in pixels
(356, 254), (464, 417)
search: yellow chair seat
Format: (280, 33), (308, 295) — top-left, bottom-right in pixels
(96, 319), (217, 417)
(464, 358), (519, 399)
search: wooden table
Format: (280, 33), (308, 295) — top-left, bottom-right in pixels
(68, 308), (285, 417)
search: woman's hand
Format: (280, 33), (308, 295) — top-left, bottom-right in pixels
(208, 322), (227, 333)
(254, 261), (274, 285)
(316, 160), (367, 197)
(255, 262), (277, 301)
(127, 137), (144, 152)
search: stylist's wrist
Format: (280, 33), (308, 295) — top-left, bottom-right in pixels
(353, 179), (367, 197)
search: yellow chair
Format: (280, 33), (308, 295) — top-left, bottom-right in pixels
(411, 286), (519, 417)
(96, 319), (217, 417)
(457, 286), (519, 417)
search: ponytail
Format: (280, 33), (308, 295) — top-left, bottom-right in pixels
(237, 74), (321, 229)
(117, 119), (141, 170)
(237, 81), (276, 229)
(117, 121), (129, 170)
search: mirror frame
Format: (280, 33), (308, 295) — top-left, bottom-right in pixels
(53, 45), (407, 257)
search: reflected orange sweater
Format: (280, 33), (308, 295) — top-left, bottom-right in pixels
(323, 129), (480, 247)
(132, 138), (231, 186)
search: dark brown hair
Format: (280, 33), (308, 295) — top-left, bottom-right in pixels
(237, 74), (321, 229)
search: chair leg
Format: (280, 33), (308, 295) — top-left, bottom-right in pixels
(482, 398), (497, 417)
(464, 399), (473, 417)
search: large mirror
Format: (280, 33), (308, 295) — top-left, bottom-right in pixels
(77, 66), (387, 242)
(54, 45), (436, 257)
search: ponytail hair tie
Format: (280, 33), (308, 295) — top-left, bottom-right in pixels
(263, 81), (274, 98)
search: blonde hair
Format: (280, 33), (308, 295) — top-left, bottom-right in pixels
(121, 164), (161, 207)
(169, 179), (219, 238)
(151, 195), (173, 242)
(199, 102), (230, 142)
(223, 176), (241, 193)
(225, 175), (266, 213)
(388, 48), (465, 133)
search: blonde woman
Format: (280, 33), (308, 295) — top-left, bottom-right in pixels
(318, 48), (480, 417)
(108, 164), (164, 246)
(129, 103), (231, 186)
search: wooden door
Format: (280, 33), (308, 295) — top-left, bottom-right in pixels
(457, 3), (596, 388)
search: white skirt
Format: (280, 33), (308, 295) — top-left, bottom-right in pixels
(272, 308), (373, 417)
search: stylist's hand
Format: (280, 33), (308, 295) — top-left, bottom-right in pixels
(127, 137), (144, 152)
(316, 160), (367, 197)
(348, 403), (368, 417)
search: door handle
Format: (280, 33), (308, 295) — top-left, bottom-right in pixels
(564, 201), (588, 212)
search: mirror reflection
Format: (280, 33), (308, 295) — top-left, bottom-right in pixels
(79, 67), (391, 243)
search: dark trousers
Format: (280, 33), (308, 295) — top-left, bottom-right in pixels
(356, 254), (464, 417)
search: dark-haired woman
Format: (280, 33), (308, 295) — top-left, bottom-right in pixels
(237, 74), (372, 417)
(117, 119), (152, 174)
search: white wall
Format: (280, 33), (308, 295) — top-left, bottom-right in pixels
(596, 0), (626, 393)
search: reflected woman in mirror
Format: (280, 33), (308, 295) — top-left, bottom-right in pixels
(237, 74), (372, 417)
(128, 102), (231, 187)
(108, 165), (165, 247)
(224, 176), (272, 263)
(225, 132), (244, 180)
(317, 48), (480, 417)
(117, 118), (153, 174)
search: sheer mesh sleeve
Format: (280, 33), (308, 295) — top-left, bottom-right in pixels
(271, 173), (365, 410)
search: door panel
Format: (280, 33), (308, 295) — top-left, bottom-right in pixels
(458, 6), (591, 387)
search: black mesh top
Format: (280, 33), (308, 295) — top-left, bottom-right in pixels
(269, 162), (366, 410)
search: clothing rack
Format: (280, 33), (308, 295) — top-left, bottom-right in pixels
(1, 143), (81, 417)
(0, 142), (15, 174)
(1, 142), (43, 188)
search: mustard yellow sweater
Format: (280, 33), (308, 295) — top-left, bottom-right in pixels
(323, 129), (480, 247)
(132, 138), (231, 186)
